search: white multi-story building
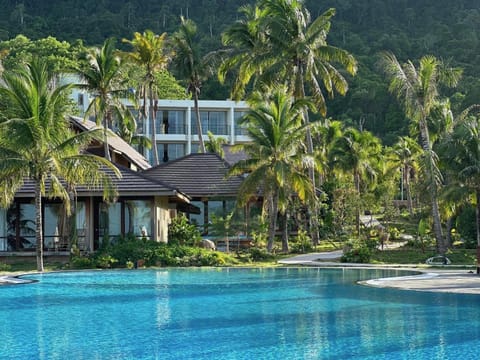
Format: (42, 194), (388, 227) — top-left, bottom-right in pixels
(72, 85), (250, 164)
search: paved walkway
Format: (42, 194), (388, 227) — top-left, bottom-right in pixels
(279, 251), (480, 294)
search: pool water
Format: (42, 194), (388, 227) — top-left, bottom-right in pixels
(1, 268), (480, 359)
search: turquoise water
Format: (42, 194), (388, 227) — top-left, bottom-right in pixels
(1, 268), (480, 359)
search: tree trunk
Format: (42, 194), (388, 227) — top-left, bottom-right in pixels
(296, 69), (319, 245)
(35, 181), (44, 272)
(280, 212), (289, 253)
(150, 84), (159, 165)
(419, 119), (444, 254)
(267, 193), (278, 252)
(194, 92), (206, 153)
(103, 116), (111, 161)
(405, 166), (414, 217)
(354, 171), (361, 236)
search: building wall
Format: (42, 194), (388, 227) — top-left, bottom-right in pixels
(155, 197), (170, 243)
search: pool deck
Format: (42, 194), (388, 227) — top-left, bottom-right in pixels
(279, 251), (480, 295)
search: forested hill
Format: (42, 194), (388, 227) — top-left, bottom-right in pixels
(1, 0), (479, 143)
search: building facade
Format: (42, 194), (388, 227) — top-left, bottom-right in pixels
(72, 84), (250, 165)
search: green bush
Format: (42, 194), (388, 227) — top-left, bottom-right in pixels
(89, 237), (237, 268)
(290, 230), (314, 253)
(246, 247), (275, 261)
(70, 256), (94, 269)
(0, 262), (11, 271)
(341, 240), (372, 263)
(168, 215), (202, 246)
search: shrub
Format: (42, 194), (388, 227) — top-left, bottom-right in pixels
(341, 240), (372, 263)
(168, 215), (202, 246)
(70, 256), (94, 269)
(246, 247), (275, 261)
(290, 230), (313, 253)
(0, 262), (11, 271)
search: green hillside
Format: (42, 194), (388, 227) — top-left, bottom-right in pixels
(1, 0), (479, 142)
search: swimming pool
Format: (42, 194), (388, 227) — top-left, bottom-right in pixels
(1, 268), (479, 359)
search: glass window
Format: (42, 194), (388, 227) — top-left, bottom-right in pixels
(166, 110), (186, 134)
(75, 202), (87, 250)
(18, 204), (35, 250)
(157, 143), (185, 162)
(124, 200), (152, 239)
(191, 111), (228, 135)
(44, 203), (62, 250)
(98, 203), (122, 246)
(189, 201), (205, 230)
(234, 111), (249, 136)
(208, 111), (228, 135)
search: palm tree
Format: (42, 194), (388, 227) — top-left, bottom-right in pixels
(439, 108), (480, 273)
(76, 37), (131, 162)
(221, 0), (357, 244)
(123, 30), (170, 165)
(391, 136), (421, 216)
(170, 17), (214, 153)
(221, 1), (357, 115)
(0, 59), (119, 271)
(219, 4), (269, 100)
(380, 52), (462, 255)
(329, 127), (382, 235)
(229, 86), (317, 252)
(205, 131), (227, 158)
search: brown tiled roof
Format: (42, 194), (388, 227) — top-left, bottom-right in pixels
(14, 165), (188, 200)
(142, 153), (244, 198)
(69, 116), (151, 171)
(222, 144), (248, 166)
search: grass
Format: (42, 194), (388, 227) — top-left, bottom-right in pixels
(371, 247), (477, 266)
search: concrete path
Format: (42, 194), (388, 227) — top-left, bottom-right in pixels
(279, 250), (480, 294)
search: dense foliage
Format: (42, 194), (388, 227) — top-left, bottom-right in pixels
(0, 1), (478, 142)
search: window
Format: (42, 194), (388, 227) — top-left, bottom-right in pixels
(156, 143), (186, 163)
(234, 111), (249, 136)
(97, 200), (153, 248)
(98, 203), (122, 247)
(191, 111), (228, 135)
(44, 203), (62, 250)
(125, 200), (152, 239)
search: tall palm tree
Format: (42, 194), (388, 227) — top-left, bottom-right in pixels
(76, 37), (131, 162)
(439, 108), (480, 272)
(380, 52), (462, 255)
(221, 0), (357, 244)
(229, 86), (317, 252)
(329, 127), (382, 235)
(123, 30), (170, 165)
(391, 136), (421, 216)
(219, 4), (270, 100)
(221, 0), (357, 115)
(171, 17), (214, 153)
(0, 59), (119, 271)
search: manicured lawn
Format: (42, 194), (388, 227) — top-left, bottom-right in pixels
(371, 247), (476, 266)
